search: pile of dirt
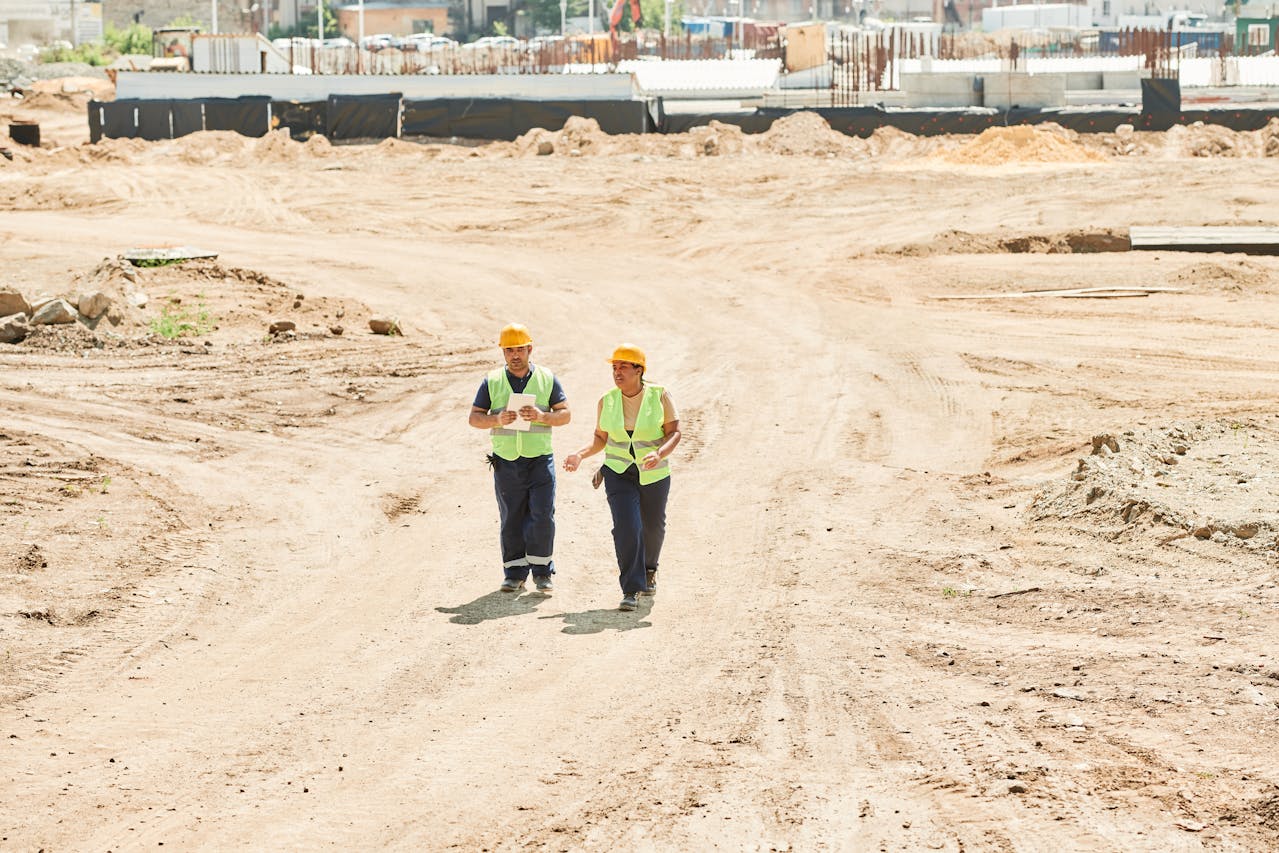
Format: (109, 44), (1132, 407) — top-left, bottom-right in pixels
(687, 120), (747, 156)
(865, 125), (926, 157)
(940, 124), (1107, 165)
(27, 76), (114, 99)
(896, 227), (1129, 256)
(304, 134), (332, 154)
(252, 128), (301, 162)
(1168, 122), (1263, 158)
(174, 130), (251, 166)
(1030, 420), (1279, 552)
(755, 111), (867, 157)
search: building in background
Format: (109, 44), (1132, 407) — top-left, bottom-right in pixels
(336, 0), (452, 37)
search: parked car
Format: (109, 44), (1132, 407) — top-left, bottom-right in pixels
(463, 35), (520, 50)
(322, 37), (355, 48)
(360, 33), (395, 50)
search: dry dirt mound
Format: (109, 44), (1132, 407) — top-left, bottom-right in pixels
(28, 76), (114, 100)
(687, 120), (747, 156)
(174, 130), (251, 166)
(896, 228), (1129, 256)
(755, 111), (867, 157)
(1030, 420), (1279, 552)
(940, 124), (1107, 165)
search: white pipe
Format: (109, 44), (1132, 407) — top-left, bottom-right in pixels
(212, 0), (218, 34)
(358, 0), (364, 45)
(318, 0), (324, 41)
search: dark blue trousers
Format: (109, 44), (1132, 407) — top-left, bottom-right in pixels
(603, 465), (670, 595)
(493, 454), (556, 581)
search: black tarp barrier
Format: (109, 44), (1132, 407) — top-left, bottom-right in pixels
(171, 101), (204, 138)
(87, 100), (103, 143)
(401, 100), (450, 136)
(663, 105), (1279, 137)
(401, 98), (650, 141)
(1141, 78), (1182, 131)
(100, 100), (139, 139)
(271, 100), (327, 139)
(327, 93), (401, 140)
(203, 97), (271, 137)
(136, 100), (172, 141)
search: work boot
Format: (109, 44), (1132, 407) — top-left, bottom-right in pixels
(500, 578), (525, 593)
(619, 594), (638, 612)
(533, 575), (554, 593)
(641, 569), (657, 596)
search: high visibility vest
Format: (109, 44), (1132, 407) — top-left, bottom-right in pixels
(600, 384), (671, 485)
(487, 365), (555, 460)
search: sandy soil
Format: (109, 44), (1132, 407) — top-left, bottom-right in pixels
(2, 95), (1279, 851)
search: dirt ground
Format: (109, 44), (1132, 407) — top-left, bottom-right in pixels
(2, 93), (1279, 851)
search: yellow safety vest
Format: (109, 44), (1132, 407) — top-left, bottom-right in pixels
(600, 384), (670, 485)
(488, 365), (555, 460)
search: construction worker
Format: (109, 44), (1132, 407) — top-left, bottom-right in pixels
(563, 344), (680, 611)
(469, 323), (571, 593)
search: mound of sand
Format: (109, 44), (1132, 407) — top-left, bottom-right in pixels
(688, 120), (747, 157)
(1031, 421), (1279, 552)
(756, 111), (866, 157)
(174, 130), (250, 165)
(28, 76), (115, 100)
(940, 125), (1107, 165)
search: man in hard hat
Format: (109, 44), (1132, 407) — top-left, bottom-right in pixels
(469, 323), (571, 593)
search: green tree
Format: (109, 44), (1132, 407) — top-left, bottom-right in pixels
(524, 0), (591, 33)
(104, 22), (153, 55)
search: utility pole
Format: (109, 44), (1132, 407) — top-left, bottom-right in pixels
(318, 0), (324, 41)
(212, 0), (219, 34)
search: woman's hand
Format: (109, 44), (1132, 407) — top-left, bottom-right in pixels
(563, 453), (582, 473)
(641, 452), (663, 471)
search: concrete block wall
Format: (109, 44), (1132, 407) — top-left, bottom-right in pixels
(980, 73), (1068, 109)
(901, 72), (981, 108)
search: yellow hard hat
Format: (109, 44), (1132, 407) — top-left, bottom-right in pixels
(607, 343), (646, 369)
(498, 323), (533, 348)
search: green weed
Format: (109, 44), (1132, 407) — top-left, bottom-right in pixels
(150, 297), (214, 339)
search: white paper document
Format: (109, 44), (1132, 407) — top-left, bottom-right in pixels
(505, 393), (537, 432)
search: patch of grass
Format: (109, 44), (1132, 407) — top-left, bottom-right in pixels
(130, 258), (188, 268)
(150, 297), (214, 339)
(99, 475), (112, 494)
(60, 483), (81, 497)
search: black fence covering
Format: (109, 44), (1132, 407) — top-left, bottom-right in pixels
(203, 97), (271, 137)
(327, 93), (401, 140)
(86, 96), (1279, 144)
(88, 101), (103, 143)
(100, 99), (139, 139)
(136, 100), (173, 141)
(667, 104), (1279, 137)
(171, 100), (204, 138)
(1141, 78), (1182, 131)
(402, 98), (651, 140)
(272, 100), (328, 139)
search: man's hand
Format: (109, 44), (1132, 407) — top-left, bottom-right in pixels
(518, 405), (542, 422)
(497, 410), (518, 426)
(563, 453), (581, 473)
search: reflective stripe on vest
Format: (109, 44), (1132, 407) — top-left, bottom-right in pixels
(599, 384), (670, 485)
(487, 365), (555, 460)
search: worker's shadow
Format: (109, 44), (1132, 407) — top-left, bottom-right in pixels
(540, 597), (654, 634)
(435, 590), (549, 625)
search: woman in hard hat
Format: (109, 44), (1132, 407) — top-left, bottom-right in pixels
(563, 344), (680, 612)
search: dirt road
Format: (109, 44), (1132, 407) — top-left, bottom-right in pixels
(2, 127), (1278, 850)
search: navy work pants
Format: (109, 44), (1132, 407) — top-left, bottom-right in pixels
(603, 465), (670, 595)
(493, 454), (556, 580)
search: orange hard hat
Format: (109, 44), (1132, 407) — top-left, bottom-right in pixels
(498, 323), (533, 348)
(607, 343), (646, 369)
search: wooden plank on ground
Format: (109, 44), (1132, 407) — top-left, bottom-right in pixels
(1130, 226), (1279, 254)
